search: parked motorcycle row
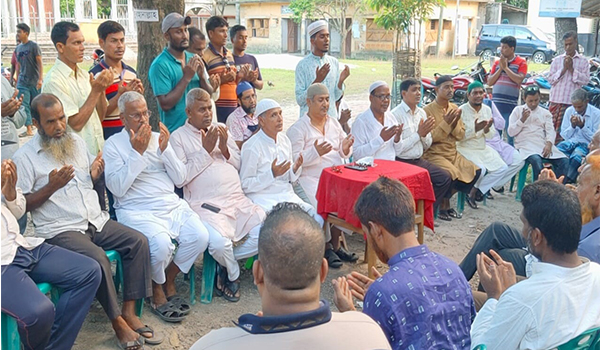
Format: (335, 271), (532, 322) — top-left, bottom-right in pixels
(421, 55), (600, 109)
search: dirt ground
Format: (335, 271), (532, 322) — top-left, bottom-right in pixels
(17, 94), (524, 349)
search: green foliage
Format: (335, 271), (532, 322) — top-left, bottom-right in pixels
(506, 0), (528, 9)
(289, 0), (316, 24)
(60, 0), (76, 16)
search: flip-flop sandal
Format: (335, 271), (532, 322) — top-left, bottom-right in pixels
(437, 210), (452, 221)
(166, 295), (191, 316)
(447, 208), (463, 219)
(118, 335), (145, 350)
(222, 279), (240, 303)
(335, 247), (359, 262)
(150, 301), (186, 323)
(134, 326), (163, 345)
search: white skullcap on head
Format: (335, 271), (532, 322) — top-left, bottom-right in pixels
(255, 99), (281, 118)
(308, 20), (328, 37)
(369, 80), (388, 94)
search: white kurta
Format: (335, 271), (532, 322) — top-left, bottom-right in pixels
(390, 101), (432, 160)
(351, 108), (402, 161)
(507, 105), (566, 160)
(457, 103), (506, 172)
(170, 121), (265, 243)
(240, 130), (306, 211)
(286, 114), (352, 207)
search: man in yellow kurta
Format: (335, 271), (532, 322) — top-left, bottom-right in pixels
(423, 75), (481, 217)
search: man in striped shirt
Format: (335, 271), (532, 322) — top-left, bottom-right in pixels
(487, 35), (527, 145)
(89, 20), (143, 141)
(548, 31), (590, 144)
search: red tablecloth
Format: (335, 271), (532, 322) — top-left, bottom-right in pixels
(316, 159), (436, 230)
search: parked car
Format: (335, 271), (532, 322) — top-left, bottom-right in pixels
(476, 24), (556, 64)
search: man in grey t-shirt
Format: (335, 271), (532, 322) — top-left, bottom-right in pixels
(15, 23), (43, 137)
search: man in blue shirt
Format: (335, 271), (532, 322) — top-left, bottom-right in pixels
(460, 152), (600, 283)
(557, 88), (600, 183)
(149, 13), (212, 132)
(332, 177), (475, 350)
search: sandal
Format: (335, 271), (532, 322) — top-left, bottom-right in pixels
(134, 326), (163, 345)
(447, 208), (463, 219)
(335, 246), (358, 262)
(437, 210), (452, 221)
(485, 192), (494, 200)
(222, 279), (241, 303)
(118, 335), (145, 350)
(214, 263), (226, 297)
(325, 248), (343, 268)
(166, 294), (191, 316)
(466, 194), (478, 209)
(150, 301), (186, 323)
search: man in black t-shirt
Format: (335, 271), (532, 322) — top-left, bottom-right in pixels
(230, 25), (263, 90)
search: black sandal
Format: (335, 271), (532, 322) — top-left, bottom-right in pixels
(134, 326), (163, 345)
(325, 248), (342, 268)
(335, 247), (358, 262)
(166, 294), (191, 316)
(222, 279), (241, 303)
(214, 263), (226, 297)
(150, 301), (186, 323)
(466, 194), (478, 209)
(447, 208), (463, 219)
(117, 335), (145, 350)
(437, 210), (452, 221)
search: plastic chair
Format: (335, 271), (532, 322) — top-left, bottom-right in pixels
(472, 345), (487, 350)
(551, 327), (600, 350)
(509, 162), (530, 202)
(2, 283), (58, 350)
(457, 191), (486, 216)
(105, 250), (143, 317)
(170, 240), (197, 305)
(200, 253), (216, 304)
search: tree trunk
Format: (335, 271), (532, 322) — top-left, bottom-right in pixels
(340, 31), (347, 59)
(133, 0), (185, 130)
(554, 17), (577, 55)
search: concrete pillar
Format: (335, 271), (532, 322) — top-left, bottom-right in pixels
(21, 0), (31, 26)
(2, 0), (10, 36)
(37, 0), (47, 32)
(75, 0), (85, 22)
(111, 0), (118, 19)
(53, 0), (61, 24)
(127, 0), (135, 33)
(91, 0), (98, 19)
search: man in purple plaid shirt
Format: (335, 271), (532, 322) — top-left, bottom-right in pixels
(548, 31), (590, 144)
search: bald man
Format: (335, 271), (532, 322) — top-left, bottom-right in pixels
(190, 203), (391, 350)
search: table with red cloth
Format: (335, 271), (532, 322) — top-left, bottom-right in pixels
(316, 160), (436, 275)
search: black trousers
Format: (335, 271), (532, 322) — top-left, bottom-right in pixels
(396, 157), (453, 210)
(1, 244), (101, 350)
(459, 221), (528, 281)
(46, 220), (152, 320)
(450, 169), (482, 196)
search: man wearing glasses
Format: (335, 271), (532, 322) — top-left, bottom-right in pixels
(352, 81), (403, 161)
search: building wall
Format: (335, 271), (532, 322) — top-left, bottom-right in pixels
(527, 0), (594, 34)
(240, 2), (290, 53)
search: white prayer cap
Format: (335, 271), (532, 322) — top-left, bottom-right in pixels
(308, 20), (328, 37)
(255, 99), (281, 118)
(369, 80), (388, 94)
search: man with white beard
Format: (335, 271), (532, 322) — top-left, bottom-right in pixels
(103, 91), (210, 323)
(13, 93), (159, 348)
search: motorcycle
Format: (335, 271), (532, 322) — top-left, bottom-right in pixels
(91, 49), (104, 68)
(421, 58), (488, 105)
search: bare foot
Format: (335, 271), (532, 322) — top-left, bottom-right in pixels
(121, 313), (152, 338)
(112, 316), (142, 344)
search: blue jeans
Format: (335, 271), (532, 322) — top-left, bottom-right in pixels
(557, 141), (588, 183)
(526, 154), (569, 181)
(1, 244), (101, 350)
(16, 85), (39, 127)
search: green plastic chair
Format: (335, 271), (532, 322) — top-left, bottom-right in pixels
(551, 327), (600, 350)
(1, 282), (58, 350)
(509, 162), (530, 202)
(472, 345), (486, 350)
(200, 253), (216, 304)
(170, 240), (200, 305)
(105, 250), (143, 317)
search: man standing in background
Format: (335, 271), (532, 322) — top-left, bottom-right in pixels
(230, 25), (263, 90)
(15, 23), (43, 137)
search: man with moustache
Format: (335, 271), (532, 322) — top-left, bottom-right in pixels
(352, 81), (402, 161)
(295, 20), (350, 119)
(287, 83), (355, 268)
(103, 91), (210, 321)
(332, 177), (475, 350)
(423, 76), (481, 214)
(170, 88), (265, 302)
(12, 93), (157, 348)
(240, 99), (324, 228)
(230, 25), (263, 90)
(226, 81), (259, 149)
(149, 13), (211, 133)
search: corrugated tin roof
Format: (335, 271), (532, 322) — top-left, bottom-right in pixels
(581, 0), (600, 17)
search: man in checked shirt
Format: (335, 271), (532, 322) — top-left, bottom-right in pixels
(548, 31), (590, 144)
